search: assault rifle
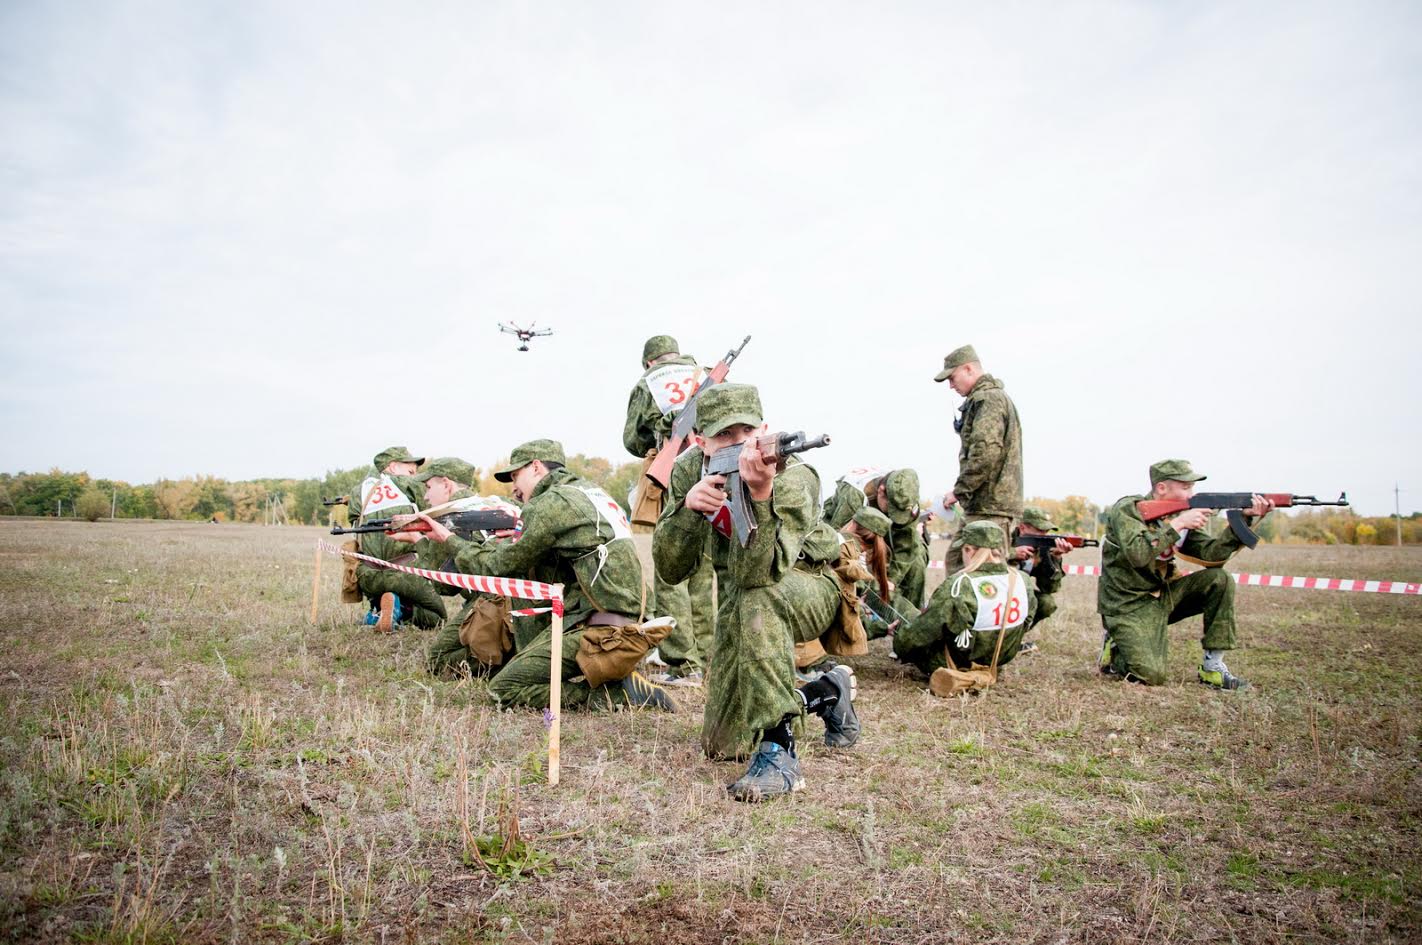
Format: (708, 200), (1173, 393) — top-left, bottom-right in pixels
(1013, 534), (1099, 554)
(1136, 492), (1349, 549)
(704, 431), (831, 546)
(329, 508), (519, 540)
(645, 334), (751, 489)
(321, 495), (350, 507)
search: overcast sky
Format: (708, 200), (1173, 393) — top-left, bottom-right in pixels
(2, 1), (1418, 515)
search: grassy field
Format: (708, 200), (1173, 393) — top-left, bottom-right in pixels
(0, 520), (1417, 944)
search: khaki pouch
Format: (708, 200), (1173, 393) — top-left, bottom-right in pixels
(459, 596), (514, 668)
(340, 540), (362, 603)
(630, 449), (665, 528)
(575, 616), (675, 688)
(794, 638), (827, 669)
(822, 546), (871, 657)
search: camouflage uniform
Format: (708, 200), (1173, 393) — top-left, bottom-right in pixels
(934, 346), (1024, 573)
(881, 469), (929, 610)
(1098, 461), (1249, 685)
(356, 447), (447, 630)
(895, 522), (1038, 676)
(823, 478), (869, 529)
(442, 440), (646, 708)
(1013, 507), (1064, 627)
(653, 387), (842, 761)
(624, 336), (716, 675)
(416, 463), (497, 676)
(844, 506), (896, 638)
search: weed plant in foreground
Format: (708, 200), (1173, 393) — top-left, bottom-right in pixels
(0, 520), (1417, 943)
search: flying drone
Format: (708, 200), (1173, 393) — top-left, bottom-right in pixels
(498, 322), (554, 352)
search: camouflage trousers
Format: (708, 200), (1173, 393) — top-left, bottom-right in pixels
(702, 568), (839, 761)
(357, 566), (446, 630)
(487, 625), (626, 710)
(1101, 568), (1237, 686)
(942, 513), (1017, 574)
(894, 612), (1032, 677)
(653, 551), (716, 672)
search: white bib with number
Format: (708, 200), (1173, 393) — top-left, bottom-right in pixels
(645, 363), (703, 416)
(360, 475), (414, 519)
(967, 573), (1029, 633)
(570, 485), (632, 542)
(839, 466), (887, 491)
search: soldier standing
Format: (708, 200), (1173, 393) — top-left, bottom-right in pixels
(934, 345), (1024, 573)
(653, 383), (860, 802)
(1098, 460), (1272, 690)
(624, 335), (716, 684)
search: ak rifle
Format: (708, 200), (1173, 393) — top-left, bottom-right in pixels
(645, 335), (751, 489)
(330, 508), (519, 539)
(321, 495), (350, 508)
(1136, 492), (1349, 549)
(704, 431), (830, 547)
(1013, 534), (1099, 554)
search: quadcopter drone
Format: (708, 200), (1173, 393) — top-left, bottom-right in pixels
(498, 322), (554, 352)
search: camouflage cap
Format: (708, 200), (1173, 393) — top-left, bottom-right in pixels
(641, 335), (679, 364)
(1021, 506), (1057, 531)
(694, 382), (763, 437)
(933, 345), (980, 382)
(493, 439), (567, 482)
(959, 519), (1006, 550)
(1149, 459), (1207, 486)
(416, 456), (478, 485)
(882, 468), (921, 525)
(373, 446), (425, 470)
(852, 506), (892, 539)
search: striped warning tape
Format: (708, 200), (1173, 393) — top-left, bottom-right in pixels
(318, 540), (564, 613)
(926, 558), (1419, 595)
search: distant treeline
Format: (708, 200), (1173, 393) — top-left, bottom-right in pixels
(1, 468), (1417, 544)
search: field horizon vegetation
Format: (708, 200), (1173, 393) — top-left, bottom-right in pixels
(0, 519), (1418, 943)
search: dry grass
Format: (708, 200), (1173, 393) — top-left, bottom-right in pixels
(0, 520), (1418, 943)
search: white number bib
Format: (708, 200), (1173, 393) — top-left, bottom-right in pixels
(968, 574), (1029, 632)
(645, 364), (703, 416)
(360, 474), (414, 519)
(571, 485), (632, 541)
(840, 466), (887, 490)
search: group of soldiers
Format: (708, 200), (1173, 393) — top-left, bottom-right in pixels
(339, 336), (1273, 801)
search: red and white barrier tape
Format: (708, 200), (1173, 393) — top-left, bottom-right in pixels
(318, 540), (564, 613)
(926, 558), (1419, 595)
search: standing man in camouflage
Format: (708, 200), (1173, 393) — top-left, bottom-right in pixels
(355, 446), (447, 632)
(398, 440), (678, 710)
(1098, 459), (1273, 690)
(624, 335), (716, 684)
(934, 345), (1024, 573)
(653, 384), (861, 802)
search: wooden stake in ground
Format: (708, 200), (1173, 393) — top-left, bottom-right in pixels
(548, 585), (564, 786)
(309, 544), (322, 625)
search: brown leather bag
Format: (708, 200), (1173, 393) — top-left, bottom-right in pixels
(629, 449), (665, 529)
(340, 540), (362, 603)
(459, 596), (514, 668)
(575, 616), (675, 687)
(822, 544), (871, 657)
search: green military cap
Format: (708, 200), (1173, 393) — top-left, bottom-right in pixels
(373, 446), (425, 470)
(1021, 506), (1057, 531)
(416, 456), (478, 485)
(694, 383), (763, 437)
(933, 344), (980, 382)
(493, 439), (567, 482)
(641, 335), (680, 363)
(959, 520), (1006, 550)
(882, 468), (921, 525)
(852, 506), (892, 539)
(1149, 459), (1208, 486)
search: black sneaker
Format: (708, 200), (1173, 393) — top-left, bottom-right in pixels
(821, 665), (861, 749)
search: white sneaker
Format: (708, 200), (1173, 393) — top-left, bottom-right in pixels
(643, 647), (669, 669)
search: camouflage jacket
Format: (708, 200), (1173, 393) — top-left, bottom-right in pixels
(896, 561), (1037, 668)
(1097, 494), (1248, 616)
(953, 374), (1023, 518)
(623, 354), (701, 458)
(444, 469), (644, 630)
(653, 446), (839, 589)
(822, 479), (867, 530)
